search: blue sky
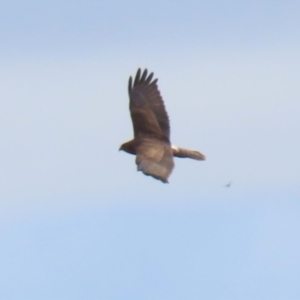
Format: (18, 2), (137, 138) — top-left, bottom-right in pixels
(0, 1), (300, 299)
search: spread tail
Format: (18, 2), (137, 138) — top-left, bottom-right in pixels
(172, 145), (206, 161)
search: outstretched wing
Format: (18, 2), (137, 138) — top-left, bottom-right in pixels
(135, 138), (174, 183)
(128, 69), (170, 141)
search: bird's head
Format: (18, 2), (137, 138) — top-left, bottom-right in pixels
(119, 144), (125, 152)
(119, 141), (136, 155)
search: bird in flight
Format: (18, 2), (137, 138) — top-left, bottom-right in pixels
(119, 68), (205, 183)
(224, 181), (232, 188)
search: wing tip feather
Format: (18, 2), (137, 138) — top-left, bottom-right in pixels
(130, 68), (157, 88)
(128, 76), (133, 92)
(134, 68), (142, 85)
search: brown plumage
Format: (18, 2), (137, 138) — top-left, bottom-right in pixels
(120, 68), (205, 183)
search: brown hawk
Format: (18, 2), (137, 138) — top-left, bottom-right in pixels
(120, 69), (205, 183)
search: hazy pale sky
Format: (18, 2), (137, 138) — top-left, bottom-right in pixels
(0, 1), (300, 299)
